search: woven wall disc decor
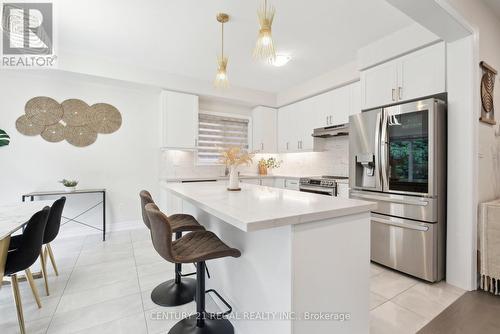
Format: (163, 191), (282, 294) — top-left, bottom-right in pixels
(25, 97), (63, 126)
(16, 115), (46, 136)
(41, 123), (66, 143)
(61, 99), (91, 126)
(16, 96), (122, 147)
(87, 103), (122, 134)
(64, 125), (98, 147)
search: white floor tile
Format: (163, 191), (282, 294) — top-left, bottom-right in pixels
(370, 270), (418, 299)
(47, 293), (143, 334)
(0, 316), (52, 334)
(75, 248), (134, 267)
(72, 312), (148, 334)
(56, 276), (140, 314)
(370, 301), (428, 334)
(370, 292), (387, 310)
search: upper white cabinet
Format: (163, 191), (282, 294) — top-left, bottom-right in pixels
(252, 106), (277, 153)
(330, 84), (352, 126)
(360, 42), (445, 110)
(278, 100), (314, 153)
(160, 91), (199, 149)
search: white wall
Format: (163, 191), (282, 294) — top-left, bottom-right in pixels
(447, 0), (500, 204)
(0, 70), (160, 233)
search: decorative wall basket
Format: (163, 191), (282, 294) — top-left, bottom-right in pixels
(480, 61), (497, 125)
(16, 96), (122, 147)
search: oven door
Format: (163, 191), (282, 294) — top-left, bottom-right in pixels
(381, 98), (442, 197)
(299, 185), (335, 196)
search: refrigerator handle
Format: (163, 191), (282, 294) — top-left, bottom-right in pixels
(374, 112), (382, 189)
(380, 112), (389, 190)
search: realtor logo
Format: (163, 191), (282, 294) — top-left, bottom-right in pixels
(1, 2), (56, 68)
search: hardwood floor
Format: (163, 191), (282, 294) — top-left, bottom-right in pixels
(418, 290), (500, 333)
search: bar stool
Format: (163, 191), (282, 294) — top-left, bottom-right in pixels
(3, 208), (50, 334)
(140, 190), (205, 306)
(9, 197), (66, 296)
(146, 203), (241, 334)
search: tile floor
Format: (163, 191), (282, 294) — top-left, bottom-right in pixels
(0, 227), (465, 334)
(369, 262), (465, 334)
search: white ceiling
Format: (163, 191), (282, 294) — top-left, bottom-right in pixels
(55, 0), (412, 93)
(483, 0), (500, 20)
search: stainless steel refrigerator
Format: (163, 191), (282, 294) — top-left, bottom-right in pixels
(349, 98), (447, 282)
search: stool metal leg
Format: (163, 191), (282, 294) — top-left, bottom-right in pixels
(169, 261), (234, 334)
(150, 232), (196, 307)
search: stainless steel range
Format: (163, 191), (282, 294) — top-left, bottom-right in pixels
(299, 176), (348, 196)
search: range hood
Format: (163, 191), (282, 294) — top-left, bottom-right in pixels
(312, 124), (349, 138)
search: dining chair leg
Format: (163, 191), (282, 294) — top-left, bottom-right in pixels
(39, 251), (50, 296)
(25, 268), (42, 308)
(11, 274), (26, 334)
(46, 244), (59, 276)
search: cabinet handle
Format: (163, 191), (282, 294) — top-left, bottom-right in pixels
(300, 141), (303, 149)
(391, 89), (396, 102)
(398, 87), (403, 100)
(297, 141), (300, 149)
(326, 116), (329, 125)
(286, 142), (289, 150)
(261, 143), (264, 151)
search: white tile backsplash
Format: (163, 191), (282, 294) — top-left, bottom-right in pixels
(161, 137), (349, 179)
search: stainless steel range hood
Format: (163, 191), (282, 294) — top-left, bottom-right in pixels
(312, 124), (349, 138)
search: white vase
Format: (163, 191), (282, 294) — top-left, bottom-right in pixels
(228, 166), (239, 190)
(65, 186), (76, 192)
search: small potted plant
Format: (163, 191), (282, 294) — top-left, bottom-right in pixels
(258, 157), (282, 176)
(219, 147), (254, 191)
(59, 179), (79, 192)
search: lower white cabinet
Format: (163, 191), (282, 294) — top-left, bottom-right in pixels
(285, 179), (300, 191)
(241, 178), (260, 185)
(261, 178), (275, 187)
(337, 183), (349, 199)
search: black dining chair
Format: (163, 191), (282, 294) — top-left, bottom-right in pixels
(3, 207), (50, 334)
(9, 197), (66, 296)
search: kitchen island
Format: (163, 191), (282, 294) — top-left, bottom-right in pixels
(161, 181), (376, 334)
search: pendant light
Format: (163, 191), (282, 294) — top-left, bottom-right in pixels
(215, 13), (229, 88)
(253, 0), (276, 62)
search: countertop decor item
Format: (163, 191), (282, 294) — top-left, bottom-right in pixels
(214, 13), (230, 88)
(219, 147), (254, 190)
(0, 129), (10, 147)
(480, 61), (497, 125)
(16, 97), (122, 147)
(59, 179), (79, 192)
(258, 157), (282, 175)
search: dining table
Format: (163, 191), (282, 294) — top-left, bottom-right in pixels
(0, 200), (55, 284)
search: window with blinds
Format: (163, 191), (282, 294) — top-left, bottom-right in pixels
(197, 113), (249, 164)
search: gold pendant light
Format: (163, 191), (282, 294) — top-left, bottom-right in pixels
(253, 0), (276, 62)
(215, 13), (229, 88)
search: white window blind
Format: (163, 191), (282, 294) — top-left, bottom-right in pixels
(197, 113), (249, 164)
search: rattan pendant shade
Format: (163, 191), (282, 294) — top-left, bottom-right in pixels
(16, 96), (122, 147)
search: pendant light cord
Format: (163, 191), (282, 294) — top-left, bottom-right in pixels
(221, 21), (224, 59)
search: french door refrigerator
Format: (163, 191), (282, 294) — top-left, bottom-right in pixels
(349, 98), (446, 282)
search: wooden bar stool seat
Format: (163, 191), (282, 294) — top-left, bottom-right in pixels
(140, 190), (205, 307)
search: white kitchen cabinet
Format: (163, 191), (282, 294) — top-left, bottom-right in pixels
(241, 178), (260, 185)
(274, 178), (285, 189)
(312, 91), (333, 129)
(261, 178), (275, 187)
(252, 106), (277, 153)
(330, 85), (351, 126)
(398, 43), (446, 102)
(336, 183), (349, 199)
(278, 104), (297, 153)
(285, 179), (300, 191)
(349, 81), (361, 118)
(361, 42), (445, 110)
(160, 91), (199, 149)
(295, 99), (315, 151)
(361, 60), (399, 110)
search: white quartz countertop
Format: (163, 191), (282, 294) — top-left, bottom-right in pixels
(162, 174), (310, 182)
(0, 201), (55, 240)
(161, 182), (376, 232)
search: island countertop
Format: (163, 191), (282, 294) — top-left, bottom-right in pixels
(161, 181), (376, 232)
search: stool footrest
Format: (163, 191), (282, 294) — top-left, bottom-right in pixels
(206, 289), (232, 318)
(178, 263), (211, 279)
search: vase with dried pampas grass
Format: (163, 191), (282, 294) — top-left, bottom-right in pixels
(219, 147), (254, 190)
